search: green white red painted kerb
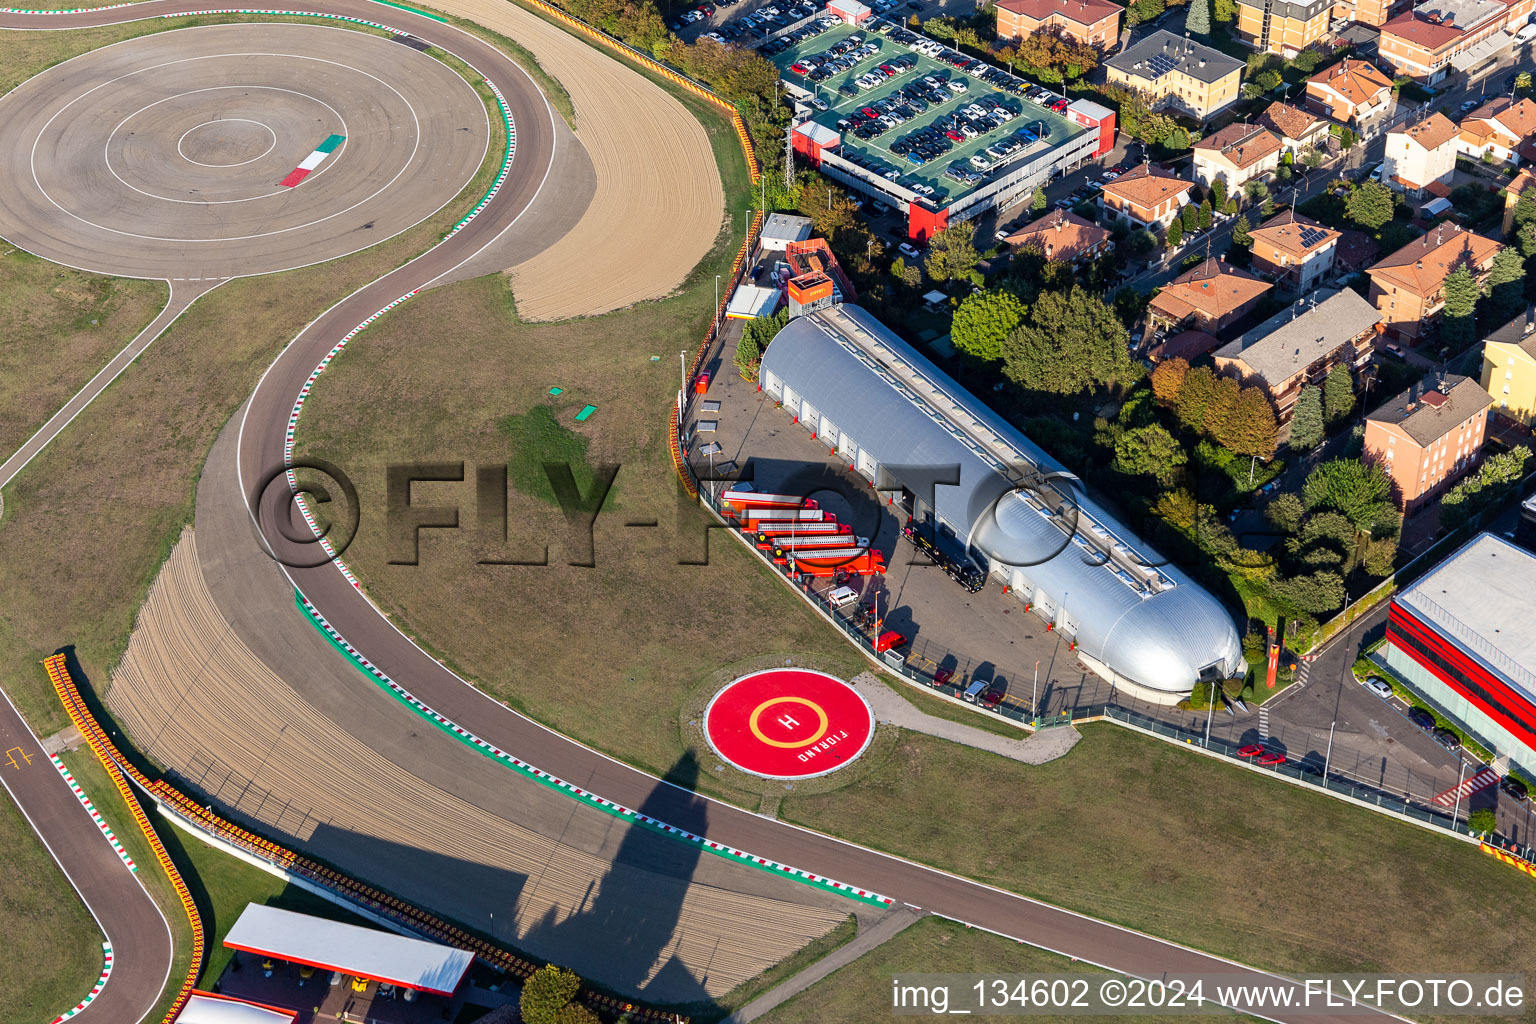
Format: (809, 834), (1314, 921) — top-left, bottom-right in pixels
(293, 591), (896, 908)
(50, 754), (138, 873)
(50, 942), (113, 1024)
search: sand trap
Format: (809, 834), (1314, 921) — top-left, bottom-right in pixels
(108, 531), (843, 999)
(437, 0), (725, 320)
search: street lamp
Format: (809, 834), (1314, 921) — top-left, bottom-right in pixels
(1032, 659), (1040, 724)
(1451, 759), (1468, 830)
(1323, 719), (1336, 779)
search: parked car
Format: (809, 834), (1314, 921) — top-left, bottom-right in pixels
(1237, 744), (1265, 758)
(1257, 750), (1286, 766)
(1501, 775), (1529, 803)
(875, 630), (909, 653)
(1432, 728), (1462, 752)
(898, 241), (921, 258)
(1383, 342), (1406, 359)
(1362, 676), (1393, 700)
(1407, 707), (1435, 731)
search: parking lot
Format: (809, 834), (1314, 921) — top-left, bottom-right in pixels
(764, 19), (1084, 206)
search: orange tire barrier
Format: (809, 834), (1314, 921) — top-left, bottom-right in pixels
(514, 0), (759, 183)
(41, 654), (683, 1023)
(1481, 841), (1536, 880)
(44, 654), (205, 1024)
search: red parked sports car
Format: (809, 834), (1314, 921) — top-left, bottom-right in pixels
(1237, 744), (1264, 758)
(1257, 750), (1286, 766)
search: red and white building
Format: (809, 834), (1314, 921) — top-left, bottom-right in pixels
(1377, 0), (1536, 84)
(1456, 96), (1536, 166)
(1385, 533), (1536, 778)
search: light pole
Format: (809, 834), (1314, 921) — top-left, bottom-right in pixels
(715, 274), (721, 333)
(1204, 677), (1216, 747)
(1323, 719), (1336, 779)
(1032, 659), (1040, 723)
(679, 349), (687, 395)
(1451, 759), (1468, 830)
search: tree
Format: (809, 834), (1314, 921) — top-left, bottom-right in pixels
(1151, 357), (1190, 403)
(1512, 192), (1536, 240)
(890, 256), (922, 287)
(1113, 424), (1187, 484)
(1198, 199), (1213, 231)
(1181, 203), (1199, 232)
(522, 966), (583, 1024)
(1521, 219), (1536, 260)
(1363, 536), (1397, 577)
(951, 289), (1026, 362)
(1186, 0), (1211, 34)
(1203, 376), (1242, 443)
(799, 176), (859, 239)
(1345, 181), (1395, 230)
(735, 308), (787, 381)
(555, 1005), (602, 1024)
(1439, 262), (1480, 352)
(924, 223), (980, 283)
(1230, 213), (1251, 247)
(1166, 218), (1184, 248)
(1469, 807), (1498, 836)
(1175, 366), (1218, 431)
(1289, 385), (1326, 450)
(1302, 458), (1395, 535)
(1442, 445), (1533, 528)
(1214, 0), (1236, 19)
(1227, 386), (1279, 459)
(1266, 492), (1306, 533)
(1486, 245), (1527, 325)
(1166, 125), (1190, 151)
(1323, 364), (1355, 422)
(1031, 188), (1048, 213)
(1000, 286), (1139, 394)
(1268, 570), (1347, 613)
(1018, 29), (1100, 77)
(1210, 177), (1228, 212)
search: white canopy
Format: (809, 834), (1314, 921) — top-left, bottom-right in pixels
(175, 992), (297, 1024)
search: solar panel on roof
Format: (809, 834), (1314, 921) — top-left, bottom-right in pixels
(1297, 226), (1329, 248)
(1146, 53), (1178, 76)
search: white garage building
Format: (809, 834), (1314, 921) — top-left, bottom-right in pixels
(758, 303), (1245, 701)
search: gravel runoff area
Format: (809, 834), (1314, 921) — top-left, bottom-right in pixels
(107, 530), (848, 1002)
(435, 0), (726, 321)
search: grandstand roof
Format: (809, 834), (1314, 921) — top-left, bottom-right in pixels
(222, 905), (473, 996)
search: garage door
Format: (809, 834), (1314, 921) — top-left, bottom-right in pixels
(762, 370), (782, 399)
(782, 385), (799, 419)
(820, 414), (838, 444)
(857, 449), (877, 481)
(839, 430), (858, 460)
(799, 400), (819, 436)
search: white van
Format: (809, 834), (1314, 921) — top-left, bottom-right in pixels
(962, 678), (990, 703)
(826, 585), (860, 608)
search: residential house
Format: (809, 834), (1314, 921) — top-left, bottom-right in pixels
(1104, 31), (1246, 122)
(1212, 288), (1382, 423)
(1377, 0), (1536, 84)
(1305, 58), (1394, 124)
(1260, 100), (1331, 157)
(1248, 211), (1342, 291)
(1191, 123), (1284, 190)
(1382, 111), (1458, 197)
(1505, 168), (1535, 235)
(1098, 164), (1195, 230)
(1003, 209), (1113, 263)
(1364, 372), (1493, 509)
(1148, 257), (1274, 335)
(1479, 306), (1536, 424)
(995, 0), (1125, 50)
(1455, 97), (1536, 166)
(1365, 225), (1504, 340)
(1236, 0), (1335, 54)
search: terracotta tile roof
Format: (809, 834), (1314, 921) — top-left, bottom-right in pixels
(1150, 330), (1221, 363)
(995, 0), (1123, 24)
(1334, 229), (1380, 271)
(1475, 96), (1536, 142)
(1367, 225), (1504, 296)
(1308, 58), (1392, 107)
(1380, 10), (1463, 48)
(1100, 164), (1194, 209)
(1150, 258), (1273, 322)
(1250, 211), (1341, 259)
(1510, 168), (1536, 199)
(1193, 123), (1283, 170)
(1395, 111), (1458, 152)
(1004, 209), (1111, 263)
(1260, 101), (1325, 143)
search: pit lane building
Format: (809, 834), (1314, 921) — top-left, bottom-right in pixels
(758, 303), (1246, 701)
(1385, 533), (1536, 777)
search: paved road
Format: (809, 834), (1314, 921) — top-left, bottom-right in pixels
(0, 4), (1402, 1020)
(0, 688), (173, 1024)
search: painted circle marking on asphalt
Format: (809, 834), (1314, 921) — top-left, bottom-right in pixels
(704, 669), (874, 780)
(175, 116), (277, 167)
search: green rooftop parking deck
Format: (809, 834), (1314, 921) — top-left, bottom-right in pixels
(768, 21), (1088, 207)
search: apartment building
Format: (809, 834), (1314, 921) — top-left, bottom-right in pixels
(1248, 211), (1341, 291)
(1364, 372), (1493, 509)
(1305, 58), (1394, 124)
(1212, 288), (1381, 423)
(1382, 111), (1458, 197)
(1098, 163), (1195, 229)
(1366, 225), (1504, 340)
(1455, 96), (1536, 166)
(1191, 123), (1283, 189)
(1378, 0), (1536, 84)
(1331, 0), (1410, 28)
(1480, 306), (1536, 424)
(1260, 100), (1331, 156)
(1148, 257), (1274, 335)
(1003, 208), (1113, 263)
(1104, 31), (1246, 122)
(1235, 0), (1334, 54)
(995, 0), (1125, 50)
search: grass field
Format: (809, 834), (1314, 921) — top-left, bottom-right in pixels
(756, 915), (1255, 1024)
(779, 726), (1536, 983)
(0, 252), (167, 457)
(0, 778), (103, 1024)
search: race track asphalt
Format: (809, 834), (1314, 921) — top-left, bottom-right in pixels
(2, 3), (1398, 1020)
(0, 689), (173, 1024)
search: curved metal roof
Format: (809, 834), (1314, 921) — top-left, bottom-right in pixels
(759, 304), (1244, 694)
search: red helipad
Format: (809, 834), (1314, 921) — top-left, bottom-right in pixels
(703, 669), (874, 780)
